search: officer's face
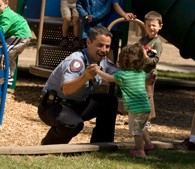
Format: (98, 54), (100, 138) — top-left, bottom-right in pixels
(87, 35), (111, 63)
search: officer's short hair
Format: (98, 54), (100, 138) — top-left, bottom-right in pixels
(88, 26), (113, 41)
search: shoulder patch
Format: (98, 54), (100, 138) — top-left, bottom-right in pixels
(70, 59), (83, 72)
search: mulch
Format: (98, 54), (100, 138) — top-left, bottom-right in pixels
(0, 70), (194, 146)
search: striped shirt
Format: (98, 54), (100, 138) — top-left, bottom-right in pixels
(114, 70), (151, 114)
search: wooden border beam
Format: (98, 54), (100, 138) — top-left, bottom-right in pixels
(0, 141), (178, 155)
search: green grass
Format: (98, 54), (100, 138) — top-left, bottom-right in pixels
(0, 149), (194, 169)
(157, 70), (195, 81)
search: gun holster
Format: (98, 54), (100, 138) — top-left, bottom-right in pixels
(40, 90), (62, 106)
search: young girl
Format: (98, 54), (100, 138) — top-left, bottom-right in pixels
(95, 43), (154, 156)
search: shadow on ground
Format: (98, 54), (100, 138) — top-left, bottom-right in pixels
(11, 68), (195, 132)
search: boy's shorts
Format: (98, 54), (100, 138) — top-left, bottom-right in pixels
(128, 112), (149, 136)
(60, 1), (79, 18)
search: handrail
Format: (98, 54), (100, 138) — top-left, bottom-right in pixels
(36, 0), (46, 66)
(107, 17), (146, 37)
(107, 17), (146, 61)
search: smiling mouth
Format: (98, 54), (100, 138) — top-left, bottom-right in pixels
(98, 53), (106, 58)
(98, 53), (106, 57)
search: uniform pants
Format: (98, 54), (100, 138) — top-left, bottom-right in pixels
(38, 93), (118, 145)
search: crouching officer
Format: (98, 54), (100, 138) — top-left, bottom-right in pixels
(38, 26), (119, 145)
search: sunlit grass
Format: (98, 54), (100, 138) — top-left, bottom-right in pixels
(0, 149), (194, 169)
(157, 70), (195, 81)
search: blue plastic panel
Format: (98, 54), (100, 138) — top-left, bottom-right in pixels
(22, 0), (61, 18)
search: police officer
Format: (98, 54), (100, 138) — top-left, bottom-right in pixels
(38, 26), (119, 145)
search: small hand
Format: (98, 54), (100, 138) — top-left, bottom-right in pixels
(94, 64), (102, 73)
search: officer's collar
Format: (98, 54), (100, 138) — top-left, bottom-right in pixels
(81, 48), (92, 65)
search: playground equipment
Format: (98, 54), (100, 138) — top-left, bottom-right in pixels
(13, 0), (195, 79)
(18, 0), (195, 79)
(8, 0), (195, 79)
(21, 0), (77, 78)
(107, 17), (146, 59)
(20, 0), (146, 78)
(0, 30), (9, 125)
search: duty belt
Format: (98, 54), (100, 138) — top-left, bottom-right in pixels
(40, 90), (83, 107)
(40, 90), (62, 105)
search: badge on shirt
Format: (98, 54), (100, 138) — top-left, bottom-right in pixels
(70, 59), (83, 72)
